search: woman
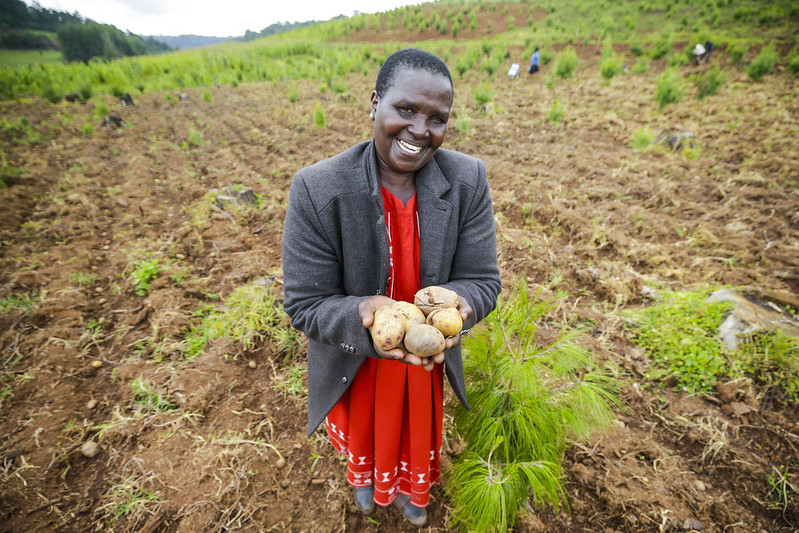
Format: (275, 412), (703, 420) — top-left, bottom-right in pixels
(282, 48), (501, 526)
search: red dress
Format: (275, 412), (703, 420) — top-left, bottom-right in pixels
(325, 187), (445, 508)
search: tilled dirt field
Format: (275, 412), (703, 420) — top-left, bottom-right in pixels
(1, 39), (798, 533)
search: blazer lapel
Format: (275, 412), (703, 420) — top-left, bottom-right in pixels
(415, 157), (452, 287)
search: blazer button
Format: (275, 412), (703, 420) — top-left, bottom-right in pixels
(341, 376), (348, 384)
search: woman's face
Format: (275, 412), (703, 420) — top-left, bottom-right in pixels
(371, 67), (453, 179)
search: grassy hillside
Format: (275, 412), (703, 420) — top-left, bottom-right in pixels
(0, 0), (796, 102)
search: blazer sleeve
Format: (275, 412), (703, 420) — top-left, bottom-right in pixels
(281, 172), (376, 358)
(441, 158), (501, 330)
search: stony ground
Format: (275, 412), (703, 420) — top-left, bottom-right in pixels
(1, 20), (798, 533)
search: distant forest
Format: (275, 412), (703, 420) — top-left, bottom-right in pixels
(158, 17), (341, 50)
(0, 0), (172, 62)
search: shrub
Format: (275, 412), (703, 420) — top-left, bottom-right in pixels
(547, 97), (564, 125)
(727, 42), (749, 63)
(600, 53), (624, 82)
(651, 31), (673, 60)
(632, 127), (655, 151)
(473, 83), (492, 108)
(313, 100), (326, 128)
(695, 65), (726, 99)
(632, 56), (650, 74)
(187, 128), (203, 147)
(748, 42), (779, 81)
(447, 280), (620, 533)
(553, 46), (578, 79)
(654, 68), (686, 109)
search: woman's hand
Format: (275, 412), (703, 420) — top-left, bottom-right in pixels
(359, 293), (472, 372)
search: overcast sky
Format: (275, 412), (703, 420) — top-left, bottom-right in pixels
(24, 0), (423, 37)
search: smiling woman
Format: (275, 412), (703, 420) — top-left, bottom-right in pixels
(281, 48), (501, 526)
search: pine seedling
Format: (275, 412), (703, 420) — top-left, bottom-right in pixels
(447, 279), (621, 532)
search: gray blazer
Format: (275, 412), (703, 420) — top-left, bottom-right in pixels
(282, 140), (501, 434)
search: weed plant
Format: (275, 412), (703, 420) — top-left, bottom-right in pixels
(184, 278), (299, 359)
(727, 42), (749, 63)
(553, 46), (578, 79)
(626, 287), (799, 402)
(695, 64), (726, 100)
(313, 100), (327, 128)
(632, 56), (650, 74)
(632, 127), (655, 151)
(129, 259), (160, 296)
(547, 97), (564, 125)
(600, 53), (624, 84)
(447, 280), (621, 532)
(654, 68), (686, 109)
(748, 42), (779, 81)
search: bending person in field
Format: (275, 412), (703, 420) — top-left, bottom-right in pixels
(282, 48), (501, 527)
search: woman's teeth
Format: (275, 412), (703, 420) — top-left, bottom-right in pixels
(398, 139), (422, 154)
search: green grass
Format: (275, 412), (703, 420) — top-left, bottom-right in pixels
(0, 48), (62, 67)
(626, 287), (799, 402)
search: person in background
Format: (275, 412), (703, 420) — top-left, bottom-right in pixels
(702, 40), (715, 63)
(281, 48), (501, 527)
(528, 46), (540, 74)
(693, 43), (706, 66)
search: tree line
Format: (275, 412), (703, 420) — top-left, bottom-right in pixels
(0, 0), (171, 62)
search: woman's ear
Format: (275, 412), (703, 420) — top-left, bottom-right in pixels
(370, 91), (379, 118)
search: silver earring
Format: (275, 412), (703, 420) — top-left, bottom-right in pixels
(370, 110), (375, 119)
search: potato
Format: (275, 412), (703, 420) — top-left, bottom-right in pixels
(403, 324), (446, 357)
(426, 307), (463, 337)
(369, 305), (405, 351)
(414, 286), (459, 315)
(392, 301), (426, 333)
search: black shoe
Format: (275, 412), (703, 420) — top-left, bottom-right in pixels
(353, 486), (375, 514)
(393, 494), (428, 527)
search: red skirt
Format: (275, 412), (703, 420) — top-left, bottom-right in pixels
(325, 356), (444, 507)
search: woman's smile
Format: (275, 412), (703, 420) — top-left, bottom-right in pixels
(371, 67), (453, 181)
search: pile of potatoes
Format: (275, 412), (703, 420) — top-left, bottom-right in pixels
(370, 286), (463, 357)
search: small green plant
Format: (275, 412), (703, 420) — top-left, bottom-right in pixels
(313, 100), (326, 128)
(473, 83), (492, 108)
(748, 42), (780, 81)
(727, 42), (749, 63)
(183, 277), (299, 359)
(186, 127), (203, 147)
(81, 119), (94, 137)
(92, 101), (111, 120)
(654, 68), (686, 109)
(454, 106), (471, 135)
(129, 259), (160, 296)
(130, 377), (176, 413)
(632, 56), (650, 74)
(651, 30), (673, 60)
(202, 90), (212, 103)
(447, 280), (621, 532)
(553, 46), (578, 79)
(626, 288), (732, 393)
(600, 53), (624, 83)
(99, 476), (162, 521)
(695, 64), (726, 100)
(70, 271), (100, 287)
(632, 127), (655, 151)
(547, 96), (564, 125)
(765, 464), (798, 513)
(0, 293), (35, 312)
(736, 329), (799, 403)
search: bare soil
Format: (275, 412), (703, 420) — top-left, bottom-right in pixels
(1, 11), (798, 533)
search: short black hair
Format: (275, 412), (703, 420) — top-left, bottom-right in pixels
(375, 48), (453, 98)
